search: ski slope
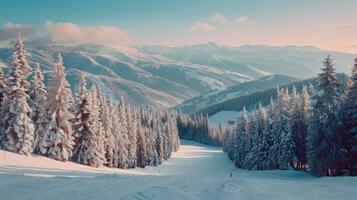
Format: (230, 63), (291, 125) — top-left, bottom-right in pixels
(0, 140), (356, 200)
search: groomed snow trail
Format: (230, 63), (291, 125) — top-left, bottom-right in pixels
(0, 140), (356, 200)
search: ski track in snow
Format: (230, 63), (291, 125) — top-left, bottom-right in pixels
(0, 140), (356, 200)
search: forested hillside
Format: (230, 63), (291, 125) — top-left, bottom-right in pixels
(223, 56), (357, 176)
(0, 36), (180, 169)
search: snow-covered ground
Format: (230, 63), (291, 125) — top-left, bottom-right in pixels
(0, 140), (356, 200)
(209, 110), (240, 126)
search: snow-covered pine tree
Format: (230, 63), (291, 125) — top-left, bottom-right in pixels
(148, 127), (159, 166)
(30, 63), (48, 153)
(307, 55), (344, 176)
(232, 114), (241, 165)
(318, 56), (341, 106)
(269, 88), (292, 169)
(268, 89), (282, 169)
(103, 98), (115, 166)
(100, 95), (115, 167)
(227, 121), (237, 161)
(161, 119), (170, 161)
(256, 103), (268, 170)
(279, 88), (294, 170)
(235, 107), (249, 168)
(72, 76), (94, 165)
(90, 85), (106, 166)
(342, 57), (357, 175)
(155, 119), (164, 164)
(72, 75), (87, 156)
(288, 85), (300, 168)
(245, 105), (265, 170)
(225, 124), (235, 160)
(264, 98), (275, 169)
(136, 124), (147, 168)
(39, 53), (74, 161)
(72, 81), (105, 167)
(294, 86), (310, 169)
(14, 35), (31, 90)
(164, 112), (174, 160)
(111, 102), (122, 168)
(126, 106), (137, 168)
(0, 48), (34, 155)
(170, 115), (180, 152)
(113, 97), (129, 168)
(243, 113), (257, 169)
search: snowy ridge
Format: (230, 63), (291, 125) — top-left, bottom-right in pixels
(140, 43), (354, 79)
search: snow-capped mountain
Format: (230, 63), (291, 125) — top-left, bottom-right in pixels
(140, 42), (354, 79)
(175, 74), (299, 113)
(0, 42), (354, 107)
(0, 43), (250, 107)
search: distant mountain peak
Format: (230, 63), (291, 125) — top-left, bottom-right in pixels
(238, 44), (322, 52)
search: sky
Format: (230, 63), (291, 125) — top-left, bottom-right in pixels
(0, 0), (357, 53)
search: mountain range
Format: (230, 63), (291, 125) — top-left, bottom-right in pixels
(0, 42), (354, 108)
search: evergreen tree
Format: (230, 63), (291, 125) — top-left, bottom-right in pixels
(90, 86), (106, 166)
(111, 102), (123, 168)
(227, 122), (236, 161)
(293, 86), (310, 169)
(126, 106), (137, 168)
(156, 124), (164, 163)
(256, 103), (268, 170)
(264, 98), (275, 169)
(71, 79), (104, 167)
(136, 124), (147, 167)
(279, 88), (294, 170)
(146, 127), (159, 166)
(243, 113), (256, 169)
(72, 75), (87, 156)
(0, 46), (34, 155)
(14, 35), (31, 90)
(307, 55), (344, 176)
(113, 97), (129, 168)
(30, 63), (48, 153)
(39, 53), (74, 161)
(269, 88), (292, 169)
(342, 57), (357, 175)
(170, 115), (180, 151)
(232, 115), (241, 166)
(103, 98), (115, 166)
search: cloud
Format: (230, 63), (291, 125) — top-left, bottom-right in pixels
(235, 16), (248, 25)
(0, 22), (33, 41)
(189, 22), (215, 33)
(45, 21), (133, 46)
(211, 13), (226, 24)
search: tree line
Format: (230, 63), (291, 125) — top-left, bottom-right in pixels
(196, 74), (348, 117)
(223, 55), (356, 176)
(175, 111), (227, 146)
(0, 36), (180, 168)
